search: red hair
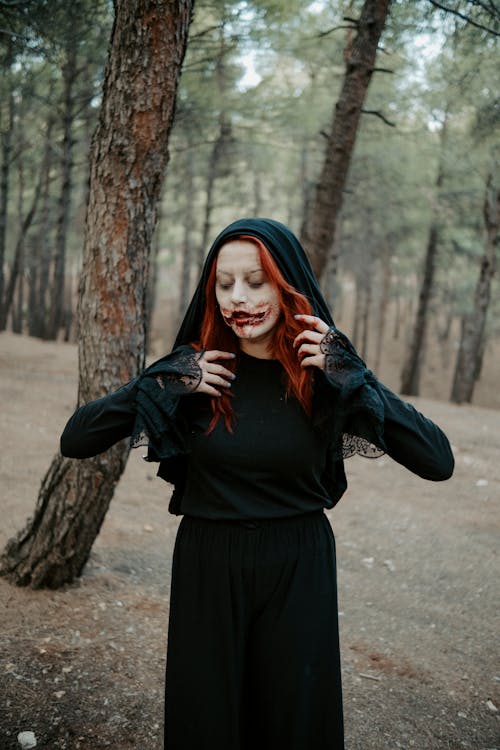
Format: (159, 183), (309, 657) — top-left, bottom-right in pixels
(196, 236), (315, 432)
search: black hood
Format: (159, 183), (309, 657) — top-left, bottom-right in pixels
(174, 217), (334, 348)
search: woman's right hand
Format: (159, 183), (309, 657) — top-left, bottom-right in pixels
(194, 350), (236, 397)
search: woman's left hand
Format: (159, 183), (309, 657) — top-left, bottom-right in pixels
(293, 314), (330, 370)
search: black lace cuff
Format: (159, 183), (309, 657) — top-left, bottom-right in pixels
(130, 346), (203, 459)
(320, 326), (386, 460)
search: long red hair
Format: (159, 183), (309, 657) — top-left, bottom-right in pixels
(196, 236), (315, 432)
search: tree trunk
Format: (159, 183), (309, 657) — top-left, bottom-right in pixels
(322, 224), (342, 318)
(373, 245), (391, 373)
(12, 155), (25, 334)
(393, 289), (401, 340)
(399, 224), (438, 395)
(198, 143), (216, 274)
(0, 155), (43, 330)
(301, 0), (390, 277)
(145, 200), (162, 355)
(0, 0), (193, 589)
(32, 115), (56, 338)
(253, 163), (262, 217)
(450, 171), (499, 403)
(400, 114), (448, 396)
(179, 145), (195, 321)
(46, 43), (78, 340)
(360, 271), (372, 361)
(352, 275), (362, 349)
(197, 25), (232, 275)
(0, 56), (15, 324)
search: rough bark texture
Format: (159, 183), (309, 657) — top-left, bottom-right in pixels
(450, 172), (499, 403)
(0, 0), (193, 589)
(301, 0), (390, 278)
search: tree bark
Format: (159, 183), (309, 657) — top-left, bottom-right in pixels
(400, 114), (448, 396)
(197, 22), (232, 274)
(450, 170), (499, 403)
(300, 0), (390, 277)
(399, 224), (438, 395)
(46, 43), (78, 340)
(0, 53), (14, 324)
(360, 269), (372, 361)
(31, 114), (56, 338)
(0, 154), (43, 330)
(179, 144), (195, 321)
(373, 244), (391, 373)
(12, 154), (25, 334)
(0, 0), (193, 589)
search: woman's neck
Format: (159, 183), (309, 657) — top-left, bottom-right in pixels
(239, 338), (274, 360)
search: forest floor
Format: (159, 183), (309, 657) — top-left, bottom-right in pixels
(0, 331), (499, 750)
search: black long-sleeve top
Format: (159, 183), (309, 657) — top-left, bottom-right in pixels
(60, 350), (454, 520)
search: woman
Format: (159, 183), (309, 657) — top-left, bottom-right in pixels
(61, 217), (454, 750)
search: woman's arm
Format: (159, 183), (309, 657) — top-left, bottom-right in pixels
(294, 315), (455, 482)
(60, 379), (138, 459)
(60, 346), (236, 460)
(364, 377), (454, 481)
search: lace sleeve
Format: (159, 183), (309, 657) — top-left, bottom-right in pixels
(341, 433), (385, 460)
(320, 327), (386, 460)
(145, 346), (203, 395)
(130, 346), (203, 458)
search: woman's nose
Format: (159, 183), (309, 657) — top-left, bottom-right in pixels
(231, 280), (247, 303)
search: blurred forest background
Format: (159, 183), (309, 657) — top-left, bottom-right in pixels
(0, 0), (499, 407)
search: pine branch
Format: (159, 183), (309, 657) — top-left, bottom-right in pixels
(362, 109), (396, 127)
(316, 24), (357, 38)
(427, 0), (500, 35)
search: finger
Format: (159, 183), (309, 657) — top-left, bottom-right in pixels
(195, 382), (223, 397)
(294, 315), (330, 334)
(201, 350), (236, 362)
(297, 342), (321, 357)
(203, 363), (236, 380)
(300, 353), (326, 370)
(293, 330), (324, 348)
(204, 373), (233, 388)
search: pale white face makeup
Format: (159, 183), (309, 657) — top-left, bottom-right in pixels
(215, 240), (281, 358)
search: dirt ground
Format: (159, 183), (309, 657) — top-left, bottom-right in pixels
(0, 331), (499, 750)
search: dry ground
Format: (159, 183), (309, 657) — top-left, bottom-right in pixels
(0, 331), (499, 750)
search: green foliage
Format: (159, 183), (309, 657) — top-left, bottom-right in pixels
(1, 0), (499, 342)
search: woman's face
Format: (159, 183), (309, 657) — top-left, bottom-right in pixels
(215, 240), (280, 350)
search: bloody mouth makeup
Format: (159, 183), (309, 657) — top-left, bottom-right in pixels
(220, 304), (278, 334)
(215, 241), (281, 352)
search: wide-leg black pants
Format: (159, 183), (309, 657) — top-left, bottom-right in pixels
(164, 510), (344, 750)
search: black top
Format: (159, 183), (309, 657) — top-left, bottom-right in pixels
(60, 350), (455, 520)
(180, 352), (329, 519)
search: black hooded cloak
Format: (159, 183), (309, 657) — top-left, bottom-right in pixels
(132, 218), (387, 514)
